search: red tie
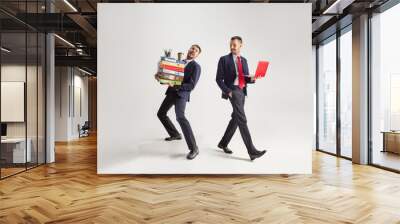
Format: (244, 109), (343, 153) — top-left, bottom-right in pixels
(236, 56), (245, 89)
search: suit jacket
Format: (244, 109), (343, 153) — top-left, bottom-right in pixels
(215, 53), (254, 99)
(165, 60), (201, 102)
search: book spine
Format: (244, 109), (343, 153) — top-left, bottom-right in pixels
(160, 57), (185, 65)
(160, 64), (184, 72)
(160, 57), (178, 63)
(158, 68), (184, 76)
(156, 73), (184, 81)
(158, 79), (182, 86)
(160, 61), (185, 68)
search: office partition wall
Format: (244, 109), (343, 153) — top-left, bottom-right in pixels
(0, 31), (28, 177)
(98, 3), (313, 174)
(0, 1), (47, 179)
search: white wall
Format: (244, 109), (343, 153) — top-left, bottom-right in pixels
(55, 67), (89, 141)
(1, 65), (41, 138)
(72, 73), (89, 138)
(98, 3), (313, 174)
(1, 66), (26, 127)
(55, 66), (70, 141)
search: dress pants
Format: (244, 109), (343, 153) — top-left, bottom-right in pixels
(157, 92), (197, 151)
(218, 86), (257, 155)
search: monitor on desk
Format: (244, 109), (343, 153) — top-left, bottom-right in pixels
(1, 123), (7, 138)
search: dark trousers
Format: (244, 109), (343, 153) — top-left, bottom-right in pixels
(219, 87), (257, 155)
(157, 92), (197, 151)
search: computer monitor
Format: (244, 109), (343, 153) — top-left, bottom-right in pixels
(1, 123), (7, 137)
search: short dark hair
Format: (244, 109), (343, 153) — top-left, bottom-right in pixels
(192, 44), (201, 53)
(230, 36), (242, 43)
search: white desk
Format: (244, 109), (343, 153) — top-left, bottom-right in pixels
(1, 138), (31, 163)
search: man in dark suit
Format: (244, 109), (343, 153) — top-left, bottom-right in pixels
(157, 44), (202, 160)
(216, 36), (266, 161)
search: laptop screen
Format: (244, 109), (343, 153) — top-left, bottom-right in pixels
(255, 61), (269, 79)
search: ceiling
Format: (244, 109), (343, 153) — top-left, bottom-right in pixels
(0, 0), (393, 75)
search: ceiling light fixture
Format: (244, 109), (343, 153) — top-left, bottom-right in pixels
(323, 0), (344, 14)
(1, 47), (11, 53)
(54, 34), (75, 48)
(63, 0), (78, 12)
(78, 67), (93, 76)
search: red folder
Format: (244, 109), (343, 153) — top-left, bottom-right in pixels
(254, 61), (269, 79)
(160, 64), (184, 72)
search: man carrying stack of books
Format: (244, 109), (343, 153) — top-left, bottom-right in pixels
(155, 45), (202, 160)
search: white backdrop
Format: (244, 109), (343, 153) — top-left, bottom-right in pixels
(98, 3), (313, 174)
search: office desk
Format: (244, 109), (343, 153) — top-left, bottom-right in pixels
(1, 138), (32, 164)
(382, 131), (400, 154)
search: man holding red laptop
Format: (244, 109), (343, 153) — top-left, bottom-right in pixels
(215, 36), (266, 161)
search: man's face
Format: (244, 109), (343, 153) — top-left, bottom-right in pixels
(230, 39), (242, 55)
(187, 46), (200, 60)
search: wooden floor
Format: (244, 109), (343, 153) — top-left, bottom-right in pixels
(1, 135), (400, 224)
(372, 150), (400, 171)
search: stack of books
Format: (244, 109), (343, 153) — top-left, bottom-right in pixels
(155, 56), (185, 86)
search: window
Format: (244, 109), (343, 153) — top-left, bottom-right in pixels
(370, 3), (400, 171)
(317, 36), (337, 154)
(339, 28), (352, 158)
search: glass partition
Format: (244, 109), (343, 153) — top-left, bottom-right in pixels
(317, 36), (337, 154)
(339, 28), (352, 158)
(38, 32), (45, 165)
(0, 1), (46, 179)
(370, 3), (400, 171)
(27, 30), (38, 169)
(1, 31), (28, 177)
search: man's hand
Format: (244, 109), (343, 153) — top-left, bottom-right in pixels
(248, 75), (256, 83)
(228, 91), (233, 98)
(168, 83), (174, 87)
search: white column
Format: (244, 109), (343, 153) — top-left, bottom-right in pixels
(46, 32), (55, 163)
(45, 0), (56, 163)
(352, 14), (369, 164)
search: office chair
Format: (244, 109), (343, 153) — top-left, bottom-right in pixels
(79, 121), (90, 138)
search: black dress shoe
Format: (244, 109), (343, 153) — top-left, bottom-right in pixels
(249, 150), (266, 161)
(218, 144), (233, 154)
(187, 148), (199, 160)
(165, 135), (182, 141)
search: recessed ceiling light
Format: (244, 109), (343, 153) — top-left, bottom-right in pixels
(63, 0), (78, 12)
(78, 67), (93, 76)
(1, 47), (11, 53)
(323, 0), (356, 15)
(323, 0), (344, 14)
(54, 34), (75, 48)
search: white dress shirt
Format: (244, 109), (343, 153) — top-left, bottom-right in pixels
(184, 58), (192, 67)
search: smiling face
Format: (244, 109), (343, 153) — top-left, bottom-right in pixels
(186, 45), (201, 60)
(230, 39), (242, 55)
